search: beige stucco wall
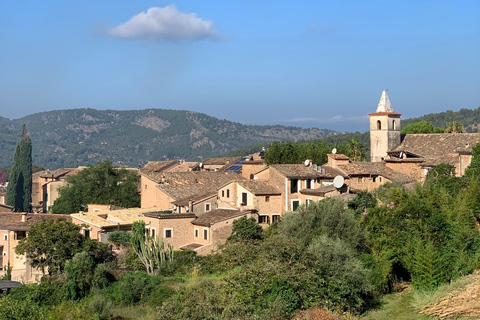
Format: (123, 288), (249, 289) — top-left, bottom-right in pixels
(141, 175), (174, 209)
(385, 162), (425, 182)
(370, 114), (401, 162)
(218, 182), (238, 208)
(241, 162), (266, 179)
(143, 215), (194, 251)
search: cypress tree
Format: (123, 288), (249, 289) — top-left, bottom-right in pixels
(6, 124), (32, 212)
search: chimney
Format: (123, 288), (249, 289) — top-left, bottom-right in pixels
(21, 213), (27, 222)
(188, 200), (193, 213)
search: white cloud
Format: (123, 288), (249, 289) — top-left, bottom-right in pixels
(108, 5), (218, 42)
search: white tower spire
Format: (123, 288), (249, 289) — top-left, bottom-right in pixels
(376, 90), (394, 113)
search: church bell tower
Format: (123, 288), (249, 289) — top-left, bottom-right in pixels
(369, 90), (401, 162)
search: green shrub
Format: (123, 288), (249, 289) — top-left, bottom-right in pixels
(0, 296), (47, 320)
(88, 295), (113, 320)
(110, 272), (159, 305)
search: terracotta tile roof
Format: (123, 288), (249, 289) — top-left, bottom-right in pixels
(39, 168), (75, 179)
(156, 172), (245, 200)
(300, 184), (337, 196)
(389, 133), (480, 159)
(202, 157), (242, 166)
(270, 164), (323, 179)
(336, 162), (371, 176)
(141, 161), (178, 173)
(172, 192), (217, 206)
(0, 204), (13, 212)
(237, 180), (281, 195)
(191, 209), (247, 227)
(319, 166), (347, 178)
(0, 213), (71, 231)
(166, 162), (199, 172)
(355, 162), (413, 184)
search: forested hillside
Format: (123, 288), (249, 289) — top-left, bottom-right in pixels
(0, 109), (337, 169)
(402, 107), (480, 132)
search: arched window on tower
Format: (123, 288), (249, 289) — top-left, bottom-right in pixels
(377, 120), (381, 130)
(392, 120), (396, 130)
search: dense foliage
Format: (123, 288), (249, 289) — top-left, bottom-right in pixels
(6, 124), (32, 212)
(50, 160), (140, 214)
(15, 218), (112, 274)
(401, 120), (444, 134)
(5, 158), (480, 318)
(264, 139), (366, 165)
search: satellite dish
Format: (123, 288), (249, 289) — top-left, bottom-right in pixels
(304, 159), (310, 166)
(333, 175), (344, 189)
(199, 163), (203, 168)
(332, 148), (337, 154)
(253, 176), (258, 180)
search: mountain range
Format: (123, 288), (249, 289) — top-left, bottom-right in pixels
(1, 106), (479, 170)
(0, 109), (337, 169)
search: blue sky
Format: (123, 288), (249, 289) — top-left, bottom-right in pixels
(0, 1), (479, 132)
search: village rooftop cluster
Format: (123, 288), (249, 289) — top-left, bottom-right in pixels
(1, 90), (479, 283)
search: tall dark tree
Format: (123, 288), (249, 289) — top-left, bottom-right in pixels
(6, 124), (32, 212)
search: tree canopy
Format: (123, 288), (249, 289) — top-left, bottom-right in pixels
(264, 139), (367, 165)
(6, 124), (32, 212)
(401, 120), (444, 134)
(15, 218), (84, 274)
(50, 160), (140, 214)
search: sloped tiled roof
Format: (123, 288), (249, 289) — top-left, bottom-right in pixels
(202, 157), (242, 166)
(156, 172), (245, 200)
(336, 162), (371, 176)
(355, 162), (413, 184)
(141, 161), (178, 173)
(319, 166), (348, 178)
(39, 168), (75, 179)
(191, 209), (247, 227)
(172, 192), (217, 206)
(0, 213), (71, 231)
(270, 164), (323, 179)
(389, 133), (480, 159)
(300, 184), (337, 196)
(237, 180), (281, 195)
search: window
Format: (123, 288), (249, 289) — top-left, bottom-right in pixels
(306, 179), (312, 189)
(222, 190), (224, 197)
(165, 229), (172, 238)
(265, 195), (270, 202)
(242, 193), (247, 205)
(259, 215), (270, 224)
(205, 203), (211, 212)
(379, 177), (382, 182)
(377, 120), (381, 130)
(145, 184), (147, 190)
(392, 120), (396, 130)
(290, 179), (298, 193)
(272, 215), (280, 223)
(16, 231), (26, 240)
(306, 198), (312, 206)
(151, 228), (156, 239)
(292, 200), (300, 211)
(203, 229), (208, 240)
(194, 228), (199, 237)
(84, 229), (90, 239)
(3, 235), (7, 241)
(227, 189), (230, 198)
(372, 177), (376, 183)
